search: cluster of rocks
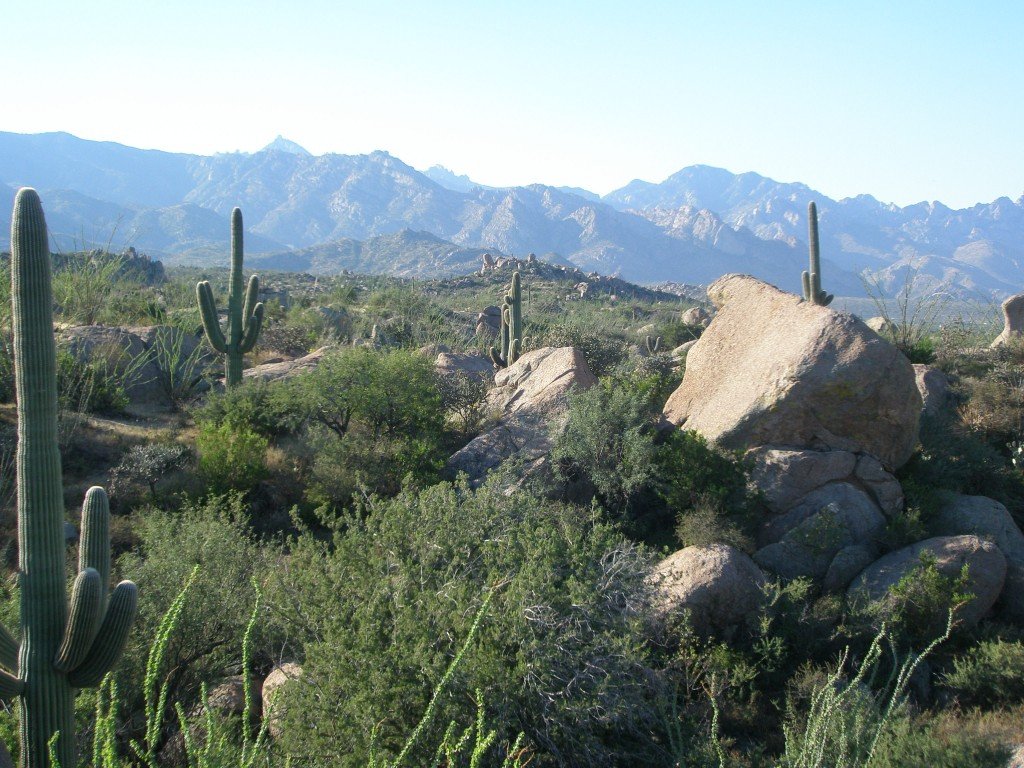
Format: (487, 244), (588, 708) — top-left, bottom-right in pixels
(652, 274), (1024, 636)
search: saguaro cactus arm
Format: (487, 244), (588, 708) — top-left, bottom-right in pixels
(489, 271), (525, 369)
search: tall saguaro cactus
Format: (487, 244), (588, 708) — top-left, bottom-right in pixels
(196, 208), (264, 387)
(490, 271), (524, 369)
(802, 201), (833, 307)
(8, 188), (138, 768)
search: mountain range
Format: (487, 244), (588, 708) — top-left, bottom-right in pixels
(1, 131), (1022, 298)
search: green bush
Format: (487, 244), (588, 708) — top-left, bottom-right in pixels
(940, 639), (1024, 708)
(57, 349), (129, 415)
(266, 479), (658, 767)
(550, 382), (657, 515)
(196, 420), (268, 494)
(542, 321), (625, 377)
(193, 377), (298, 438)
(115, 495), (272, 743)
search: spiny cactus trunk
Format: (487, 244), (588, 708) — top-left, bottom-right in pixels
(10, 189), (139, 768)
(802, 201), (833, 307)
(12, 188), (75, 768)
(196, 207), (264, 388)
(489, 271), (524, 369)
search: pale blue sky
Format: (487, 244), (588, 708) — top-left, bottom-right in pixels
(2, 1), (1021, 207)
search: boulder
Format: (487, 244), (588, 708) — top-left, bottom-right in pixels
(865, 316), (896, 336)
(991, 293), (1024, 348)
(913, 364), (950, 416)
(435, 352), (494, 382)
(663, 275), (921, 470)
(747, 447), (903, 518)
(754, 483), (886, 580)
(61, 324), (211, 410)
(670, 340), (698, 359)
(446, 347), (596, 483)
(650, 544), (766, 636)
(822, 545), (877, 593)
(848, 535), (1007, 628)
(682, 306), (712, 327)
(931, 495), (1024, 623)
(244, 347), (330, 382)
(262, 662), (302, 739)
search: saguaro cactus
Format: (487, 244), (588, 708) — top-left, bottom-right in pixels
(196, 208), (264, 387)
(489, 271), (524, 369)
(8, 188), (138, 768)
(802, 201), (833, 307)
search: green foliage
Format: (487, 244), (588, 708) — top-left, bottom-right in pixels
(940, 638), (1024, 708)
(56, 349), (129, 415)
(780, 613), (952, 768)
(196, 421), (268, 494)
(550, 382), (657, 515)
(108, 443), (192, 502)
(193, 378), (296, 439)
(542, 320), (626, 377)
(656, 430), (754, 520)
(267, 479), (656, 767)
(117, 495), (269, 731)
(859, 554), (971, 647)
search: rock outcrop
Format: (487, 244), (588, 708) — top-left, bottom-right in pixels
(61, 324), (211, 410)
(663, 274), (921, 471)
(848, 535), (1007, 628)
(446, 346), (596, 484)
(244, 347), (330, 382)
(650, 544), (766, 637)
(434, 351), (494, 382)
(262, 662), (302, 739)
(991, 293), (1024, 348)
(913, 364), (950, 416)
(931, 495), (1024, 622)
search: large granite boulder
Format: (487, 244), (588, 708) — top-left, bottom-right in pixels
(848, 535), (1007, 628)
(991, 293), (1024, 348)
(446, 347), (596, 484)
(754, 482), (887, 580)
(61, 324), (211, 410)
(262, 662), (302, 739)
(747, 447), (904, 518)
(931, 495), (1024, 623)
(434, 351), (494, 382)
(650, 544), (766, 637)
(244, 347), (330, 382)
(663, 275), (921, 470)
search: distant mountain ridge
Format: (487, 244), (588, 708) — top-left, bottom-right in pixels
(1, 130), (1021, 297)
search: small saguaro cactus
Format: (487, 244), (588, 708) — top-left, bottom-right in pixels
(490, 271), (524, 369)
(645, 335), (661, 355)
(196, 208), (265, 387)
(8, 188), (138, 768)
(802, 201), (833, 307)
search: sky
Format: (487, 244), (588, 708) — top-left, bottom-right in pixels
(2, 1), (1022, 208)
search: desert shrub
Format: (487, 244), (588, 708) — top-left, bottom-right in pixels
(149, 326), (213, 409)
(305, 427), (443, 508)
(283, 347), (444, 441)
(542, 321), (626, 377)
(868, 714), (1010, 768)
(940, 639), (1024, 708)
(437, 369), (490, 437)
(116, 495), (272, 748)
(266, 479), (658, 768)
(196, 420), (268, 494)
(550, 382), (657, 515)
(853, 553), (971, 647)
(899, 414), (1024, 520)
(193, 378), (297, 439)
(108, 443), (192, 502)
(675, 494), (754, 552)
(56, 349), (129, 415)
